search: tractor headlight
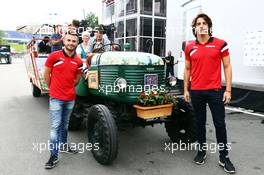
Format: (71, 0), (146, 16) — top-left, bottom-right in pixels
(115, 78), (127, 89)
(169, 76), (177, 87)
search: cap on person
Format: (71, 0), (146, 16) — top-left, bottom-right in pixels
(94, 25), (105, 34)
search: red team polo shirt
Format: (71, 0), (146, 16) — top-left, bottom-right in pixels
(184, 37), (229, 90)
(45, 50), (83, 101)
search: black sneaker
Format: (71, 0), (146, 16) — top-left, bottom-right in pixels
(60, 144), (78, 154)
(194, 151), (206, 165)
(45, 155), (59, 169)
(219, 156), (236, 174)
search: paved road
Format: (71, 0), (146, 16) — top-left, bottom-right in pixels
(0, 59), (263, 175)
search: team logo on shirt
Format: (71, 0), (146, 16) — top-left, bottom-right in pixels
(70, 61), (78, 65)
(205, 45), (216, 48)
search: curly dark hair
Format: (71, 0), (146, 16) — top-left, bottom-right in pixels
(191, 13), (213, 37)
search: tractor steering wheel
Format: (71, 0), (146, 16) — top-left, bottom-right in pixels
(96, 43), (121, 53)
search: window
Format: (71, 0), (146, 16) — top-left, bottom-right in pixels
(183, 6), (202, 41)
(116, 0), (125, 17)
(116, 39), (124, 50)
(139, 37), (153, 53)
(140, 17), (152, 36)
(141, 0), (153, 15)
(126, 0), (137, 15)
(154, 0), (166, 17)
(154, 39), (166, 57)
(126, 18), (137, 37)
(126, 37), (137, 51)
(115, 20), (124, 38)
(104, 3), (115, 18)
(154, 19), (166, 37)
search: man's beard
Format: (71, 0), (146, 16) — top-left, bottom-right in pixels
(65, 45), (76, 52)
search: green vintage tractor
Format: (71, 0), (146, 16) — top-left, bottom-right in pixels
(69, 44), (197, 165)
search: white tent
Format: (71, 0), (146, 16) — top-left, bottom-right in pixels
(16, 13), (68, 35)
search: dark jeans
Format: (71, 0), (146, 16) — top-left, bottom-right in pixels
(166, 65), (174, 79)
(190, 89), (228, 157)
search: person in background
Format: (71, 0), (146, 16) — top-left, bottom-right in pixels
(38, 36), (51, 53)
(44, 31), (83, 169)
(76, 31), (90, 62)
(50, 25), (63, 53)
(184, 13), (236, 174)
(164, 50), (177, 79)
(72, 19), (82, 43)
(87, 25), (111, 53)
(86, 25), (110, 67)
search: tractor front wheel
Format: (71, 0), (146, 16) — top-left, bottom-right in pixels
(87, 104), (118, 165)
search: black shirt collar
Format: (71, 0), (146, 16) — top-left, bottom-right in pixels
(62, 49), (76, 58)
(195, 37), (214, 44)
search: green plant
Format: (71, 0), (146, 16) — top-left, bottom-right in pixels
(136, 91), (178, 107)
(0, 29), (7, 45)
(80, 12), (99, 29)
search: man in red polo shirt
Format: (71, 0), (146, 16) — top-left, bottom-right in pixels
(184, 13), (236, 174)
(44, 31), (83, 169)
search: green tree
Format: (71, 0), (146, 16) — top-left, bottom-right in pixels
(0, 30), (7, 45)
(80, 12), (99, 29)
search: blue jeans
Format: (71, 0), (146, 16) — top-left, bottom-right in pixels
(49, 97), (75, 157)
(190, 89), (228, 157)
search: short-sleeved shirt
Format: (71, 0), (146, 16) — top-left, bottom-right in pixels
(164, 56), (174, 66)
(51, 33), (63, 52)
(184, 37), (229, 90)
(45, 49), (83, 101)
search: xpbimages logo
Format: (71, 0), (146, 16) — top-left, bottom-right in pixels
(99, 83), (166, 95)
(32, 141), (100, 154)
(164, 141), (232, 154)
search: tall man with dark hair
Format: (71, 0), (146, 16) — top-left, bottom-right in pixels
(184, 13), (236, 174)
(44, 32), (83, 169)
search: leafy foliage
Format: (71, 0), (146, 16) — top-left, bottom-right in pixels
(136, 91), (178, 108)
(0, 30), (7, 45)
(80, 12), (99, 29)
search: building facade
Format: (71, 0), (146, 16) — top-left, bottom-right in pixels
(102, 0), (167, 57)
(102, 0), (264, 112)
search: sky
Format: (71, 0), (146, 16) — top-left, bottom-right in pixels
(0, 0), (102, 31)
